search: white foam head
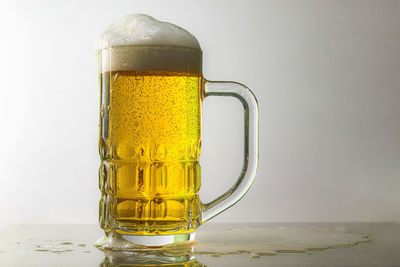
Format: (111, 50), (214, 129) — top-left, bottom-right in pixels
(96, 14), (201, 50)
(97, 14), (202, 73)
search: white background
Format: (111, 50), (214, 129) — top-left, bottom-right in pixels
(0, 0), (399, 228)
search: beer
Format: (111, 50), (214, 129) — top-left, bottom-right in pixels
(99, 68), (203, 235)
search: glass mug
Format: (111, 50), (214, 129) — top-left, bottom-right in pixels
(95, 14), (258, 249)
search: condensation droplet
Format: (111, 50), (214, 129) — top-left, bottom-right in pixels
(100, 104), (105, 117)
(114, 72), (120, 82)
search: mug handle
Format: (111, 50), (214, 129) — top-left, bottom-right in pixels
(201, 80), (259, 222)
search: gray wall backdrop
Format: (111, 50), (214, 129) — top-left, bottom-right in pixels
(0, 0), (399, 228)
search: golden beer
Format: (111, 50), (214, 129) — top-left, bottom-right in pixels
(99, 68), (203, 235)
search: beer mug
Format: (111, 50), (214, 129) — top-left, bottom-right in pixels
(96, 14), (258, 249)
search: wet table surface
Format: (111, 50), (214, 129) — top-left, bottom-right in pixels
(0, 222), (399, 266)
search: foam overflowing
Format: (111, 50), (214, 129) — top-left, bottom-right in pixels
(97, 14), (202, 73)
(97, 14), (200, 50)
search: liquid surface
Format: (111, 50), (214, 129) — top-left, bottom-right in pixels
(0, 223), (387, 267)
(99, 71), (203, 235)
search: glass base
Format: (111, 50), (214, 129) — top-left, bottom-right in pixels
(95, 231), (196, 250)
(122, 232), (195, 247)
